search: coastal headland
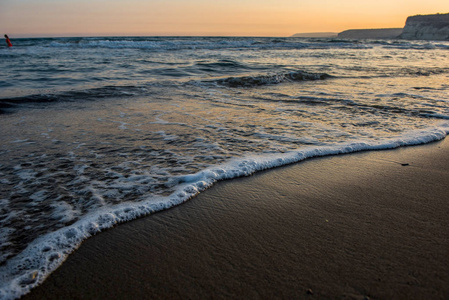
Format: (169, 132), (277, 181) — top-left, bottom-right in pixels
(292, 12), (449, 40)
(401, 13), (449, 40)
(338, 28), (403, 39)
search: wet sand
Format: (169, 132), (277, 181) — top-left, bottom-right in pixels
(23, 139), (449, 299)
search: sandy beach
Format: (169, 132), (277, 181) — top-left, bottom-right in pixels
(22, 139), (449, 300)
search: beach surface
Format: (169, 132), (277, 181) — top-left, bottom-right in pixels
(23, 139), (449, 299)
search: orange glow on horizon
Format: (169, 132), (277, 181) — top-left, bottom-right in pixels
(0, 0), (448, 37)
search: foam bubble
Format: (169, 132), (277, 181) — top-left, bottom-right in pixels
(50, 201), (79, 223)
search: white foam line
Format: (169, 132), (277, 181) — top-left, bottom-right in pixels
(1, 123), (448, 300)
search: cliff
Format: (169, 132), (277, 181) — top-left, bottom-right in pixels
(400, 13), (449, 40)
(337, 28), (403, 39)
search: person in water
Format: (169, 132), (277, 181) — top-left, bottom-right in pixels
(4, 34), (12, 47)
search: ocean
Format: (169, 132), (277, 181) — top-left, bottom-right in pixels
(0, 36), (448, 299)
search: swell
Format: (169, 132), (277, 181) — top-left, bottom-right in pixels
(208, 71), (333, 88)
(250, 94), (449, 120)
(0, 85), (149, 113)
(0, 71), (332, 113)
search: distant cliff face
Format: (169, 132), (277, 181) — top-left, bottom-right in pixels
(337, 28), (403, 39)
(401, 13), (449, 40)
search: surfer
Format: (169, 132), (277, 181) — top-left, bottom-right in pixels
(4, 34), (12, 47)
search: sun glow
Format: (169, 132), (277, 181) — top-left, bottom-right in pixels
(1, 0), (448, 37)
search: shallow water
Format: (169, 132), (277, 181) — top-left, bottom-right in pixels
(0, 36), (449, 299)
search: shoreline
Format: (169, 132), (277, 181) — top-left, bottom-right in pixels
(23, 139), (449, 299)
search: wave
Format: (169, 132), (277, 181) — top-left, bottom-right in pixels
(0, 70), (332, 113)
(250, 93), (449, 120)
(0, 123), (448, 300)
(0, 85), (150, 113)
(6, 37), (447, 53)
(207, 71), (332, 88)
(394, 67), (449, 77)
(43, 38), (351, 51)
(38, 37), (306, 51)
(381, 41), (449, 50)
(194, 59), (251, 72)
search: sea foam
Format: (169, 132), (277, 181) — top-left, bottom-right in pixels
(0, 124), (448, 300)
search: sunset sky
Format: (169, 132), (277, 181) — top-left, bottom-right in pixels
(1, 0), (448, 37)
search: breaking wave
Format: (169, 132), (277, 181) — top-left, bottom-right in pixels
(209, 71), (332, 87)
(0, 124), (448, 300)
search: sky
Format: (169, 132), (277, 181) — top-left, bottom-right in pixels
(1, 0), (448, 37)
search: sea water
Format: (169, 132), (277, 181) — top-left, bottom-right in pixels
(0, 36), (448, 299)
